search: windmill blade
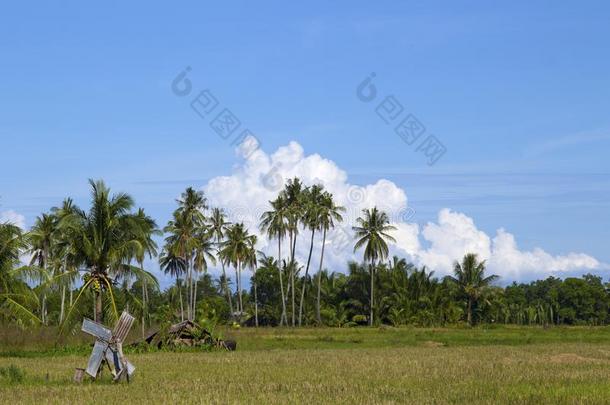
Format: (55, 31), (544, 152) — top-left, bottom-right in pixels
(85, 340), (108, 378)
(81, 318), (112, 341)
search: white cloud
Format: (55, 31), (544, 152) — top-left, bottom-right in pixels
(0, 210), (26, 229)
(202, 139), (602, 281)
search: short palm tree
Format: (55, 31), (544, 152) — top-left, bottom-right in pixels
(447, 253), (498, 326)
(159, 247), (187, 321)
(0, 222), (40, 325)
(192, 226), (216, 318)
(353, 207), (396, 326)
(209, 208), (233, 315)
(60, 179), (150, 324)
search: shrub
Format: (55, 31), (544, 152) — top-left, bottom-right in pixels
(0, 365), (25, 383)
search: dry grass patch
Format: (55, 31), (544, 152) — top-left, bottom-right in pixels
(1, 342), (609, 404)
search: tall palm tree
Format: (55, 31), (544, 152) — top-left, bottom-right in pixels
(133, 208), (160, 337)
(209, 208), (233, 316)
(219, 223), (256, 320)
(242, 240), (258, 326)
(174, 187), (207, 321)
(27, 213), (58, 324)
(259, 195), (288, 325)
(280, 177), (305, 326)
(60, 179), (148, 324)
(162, 210), (192, 321)
(447, 253), (498, 326)
(315, 192), (344, 324)
(298, 184), (324, 326)
(353, 207), (396, 326)
(51, 198), (82, 324)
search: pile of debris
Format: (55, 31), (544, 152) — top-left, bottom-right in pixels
(142, 320), (236, 351)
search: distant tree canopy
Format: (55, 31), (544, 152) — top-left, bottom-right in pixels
(1, 179), (608, 330)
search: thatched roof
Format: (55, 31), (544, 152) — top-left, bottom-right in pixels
(168, 320), (198, 335)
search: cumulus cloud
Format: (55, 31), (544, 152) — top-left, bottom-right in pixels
(201, 139), (602, 281)
(0, 210), (26, 229)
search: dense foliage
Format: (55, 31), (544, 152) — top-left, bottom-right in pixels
(1, 179), (608, 331)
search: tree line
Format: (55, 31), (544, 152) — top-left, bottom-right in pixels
(1, 179), (608, 333)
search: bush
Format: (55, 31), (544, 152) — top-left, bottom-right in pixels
(352, 315), (368, 325)
(0, 365), (25, 383)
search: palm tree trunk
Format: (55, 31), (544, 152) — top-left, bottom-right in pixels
(140, 261), (147, 339)
(177, 277), (184, 322)
(316, 228), (327, 324)
(59, 259), (67, 324)
(288, 231), (294, 326)
(141, 280), (146, 339)
(95, 290), (103, 324)
(291, 263), (295, 327)
(41, 251), (47, 325)
(189, 256), (194, 321)
(291, 228), (298, 327)
(254, 269), (259, 327)
(467, 297), (473, 326)
(237, 260), (243, 316)
(278, 238), (287, 327)
(42, 294), (47, 325)
(221, 259), (234, 316)
(193, 272), (198, 320)
(298, 229), (315, 326)
(60, 284), (66, 324)
(234, 266), (240, 315)
(370, 260), (375, 327)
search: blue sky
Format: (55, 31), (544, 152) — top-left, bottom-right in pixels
(1, 1), (609, 282)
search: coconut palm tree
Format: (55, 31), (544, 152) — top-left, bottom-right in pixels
(209, 208), (233, 316)
(315, 192), (344, 324)
(447, 253), (498, 326)
(353, 207), (396, 326)
(174, 187), (207, 320)
(133, 208), (160, 337)
(280, 178), (305, 326)
(219, 223), (256, 320)
(51, 198), (82, 324)
(242, 240), (258, 326)
(162, 210), (192, 321)
(27, 213), (58, 324)
(159, 247), (187, 321)
(60, 179), (149, 324)
(192, 226), (216, 319)
(259, 195), (288, 325)
(298, 184), (324, 326)
(0, 222), (41, 325)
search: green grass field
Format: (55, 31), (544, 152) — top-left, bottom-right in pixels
(1, 326), (610, 404)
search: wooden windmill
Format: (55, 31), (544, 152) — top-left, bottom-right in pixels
(75, 311), (136, 383)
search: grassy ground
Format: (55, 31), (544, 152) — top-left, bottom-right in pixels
(1, 326), (610, 404)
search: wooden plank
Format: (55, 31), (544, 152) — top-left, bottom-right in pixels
(73, 368), (85, 383)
